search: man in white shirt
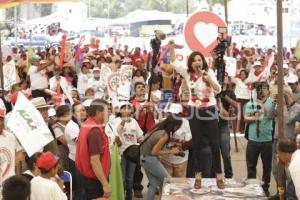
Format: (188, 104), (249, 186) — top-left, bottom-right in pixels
(87, 67), (107, 99)
(28, 59), (52, 100)
(278, 139), (300, 199)
(30, 151), (67, 200)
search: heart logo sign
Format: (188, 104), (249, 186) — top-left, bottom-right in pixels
(194, 22), (218, 48)
(185, 11), (226, 57)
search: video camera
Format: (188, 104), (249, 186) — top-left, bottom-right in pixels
(214, 27), (231, 87)
(214, 27), (232, 56)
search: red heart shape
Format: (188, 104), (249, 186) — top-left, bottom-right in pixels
(184, 11), (226, 57)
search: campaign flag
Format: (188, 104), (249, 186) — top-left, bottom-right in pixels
(109, 144), (125, 200)
(7, 93), (53, 156)
(295, 40), (300, 62)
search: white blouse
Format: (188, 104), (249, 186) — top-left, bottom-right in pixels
(171, 60), (221, 108)
(231, 77), (250, 100)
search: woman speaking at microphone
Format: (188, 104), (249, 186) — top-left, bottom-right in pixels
(169, 41), (225, 189)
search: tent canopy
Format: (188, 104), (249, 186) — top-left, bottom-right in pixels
(0, 0), (77, 9)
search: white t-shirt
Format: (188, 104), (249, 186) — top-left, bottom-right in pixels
(77, 73), (91, 96)
(231, 77), (250, 100)
(31, 176), (67, 200)
(65, 120), (79, 161)
(161, 118), (192, 164)
(49, 76), (69, 92)
(87, 77), (106, 98)
(28, 66), (48, 90)
(289, 150), (300, 199)
(113, 117), (144, 154)
(0, 130), (22, 184)
(171, 60), (221, 108)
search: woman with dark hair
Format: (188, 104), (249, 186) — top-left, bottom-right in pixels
(111, 102), (143, 200)
(65, 103), (87, 200)
(52, 105), (72, 171)
(231, 69), (250, 133)
(169, 41), (225, 189)
(140, 115), (182, 200)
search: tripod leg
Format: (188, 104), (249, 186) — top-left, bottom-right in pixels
(231, 119), (239, 152)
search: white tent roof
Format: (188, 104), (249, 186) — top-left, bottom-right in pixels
(111, 9), (177, 25)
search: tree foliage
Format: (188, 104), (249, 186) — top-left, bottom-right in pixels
(87, 0), (209, 18)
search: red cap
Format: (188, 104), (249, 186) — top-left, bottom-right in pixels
(37, 152), (59, 170)
(10, 91), (31, 105)
(0, 109), (5, 118)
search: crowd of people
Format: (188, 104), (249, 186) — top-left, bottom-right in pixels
(0, 35), (300, 200)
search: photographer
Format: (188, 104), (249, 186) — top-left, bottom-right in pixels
(244, 82), (273, 196)
(217, 73), (237, 179)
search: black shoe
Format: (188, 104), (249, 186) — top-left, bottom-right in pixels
(268, 194), (279, 200)
(134, 190), (143, 198)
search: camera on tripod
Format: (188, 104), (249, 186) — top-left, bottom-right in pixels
(213, 27), (231, 86)
(214, 27), (231, 56)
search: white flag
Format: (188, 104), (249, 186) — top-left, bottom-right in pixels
(3, 60), (17, 90)
(7, 93), (53, 156)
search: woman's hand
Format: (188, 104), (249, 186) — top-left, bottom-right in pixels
(114, 136), (122, 147)
(169, 147), (180, 155)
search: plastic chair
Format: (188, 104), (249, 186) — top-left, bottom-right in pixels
(61, 171), (72, 200)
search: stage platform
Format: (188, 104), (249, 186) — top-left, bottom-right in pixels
(161, 178), (267, 200)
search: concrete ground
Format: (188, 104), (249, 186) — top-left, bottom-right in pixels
(133, 133), (276, 200)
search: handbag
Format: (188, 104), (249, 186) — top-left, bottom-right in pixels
(123, 144), (140, 164)
(123, 131), (154, 164)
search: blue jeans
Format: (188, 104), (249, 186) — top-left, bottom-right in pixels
(121, 155), (136, 200)
(219, 123), (233, 178)
(141, 156), (170, 200)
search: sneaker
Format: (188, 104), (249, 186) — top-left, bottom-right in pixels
(134, 190), (143, 198)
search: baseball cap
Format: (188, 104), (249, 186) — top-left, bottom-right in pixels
(36, 152), (59, 170)
(164, 103), (183, 114)
(119, 101), (132, 109)
(48, 108), (56, 118)
(93, 67), (101, 72)
(10, 91), (31, 105)
(286, 74), (298, 84)
(283, 63), (289, 69)
(253, 61), (261, 67)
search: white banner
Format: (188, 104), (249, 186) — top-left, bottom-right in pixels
(224, 57), (237, 77)
(7, 93), (53, 157)
(3, 60), (17, 90)
(104, 65), (133, 100)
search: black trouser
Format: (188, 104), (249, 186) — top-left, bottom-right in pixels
(186, 148), (213, 178)
(133, 162), (144, 192)
(188, 106), (222, 176)
(246, 140), (272, 191)
(219, 122), (233, 178)
(82, 176), (104, 200)
(31, 89), (48, 100)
